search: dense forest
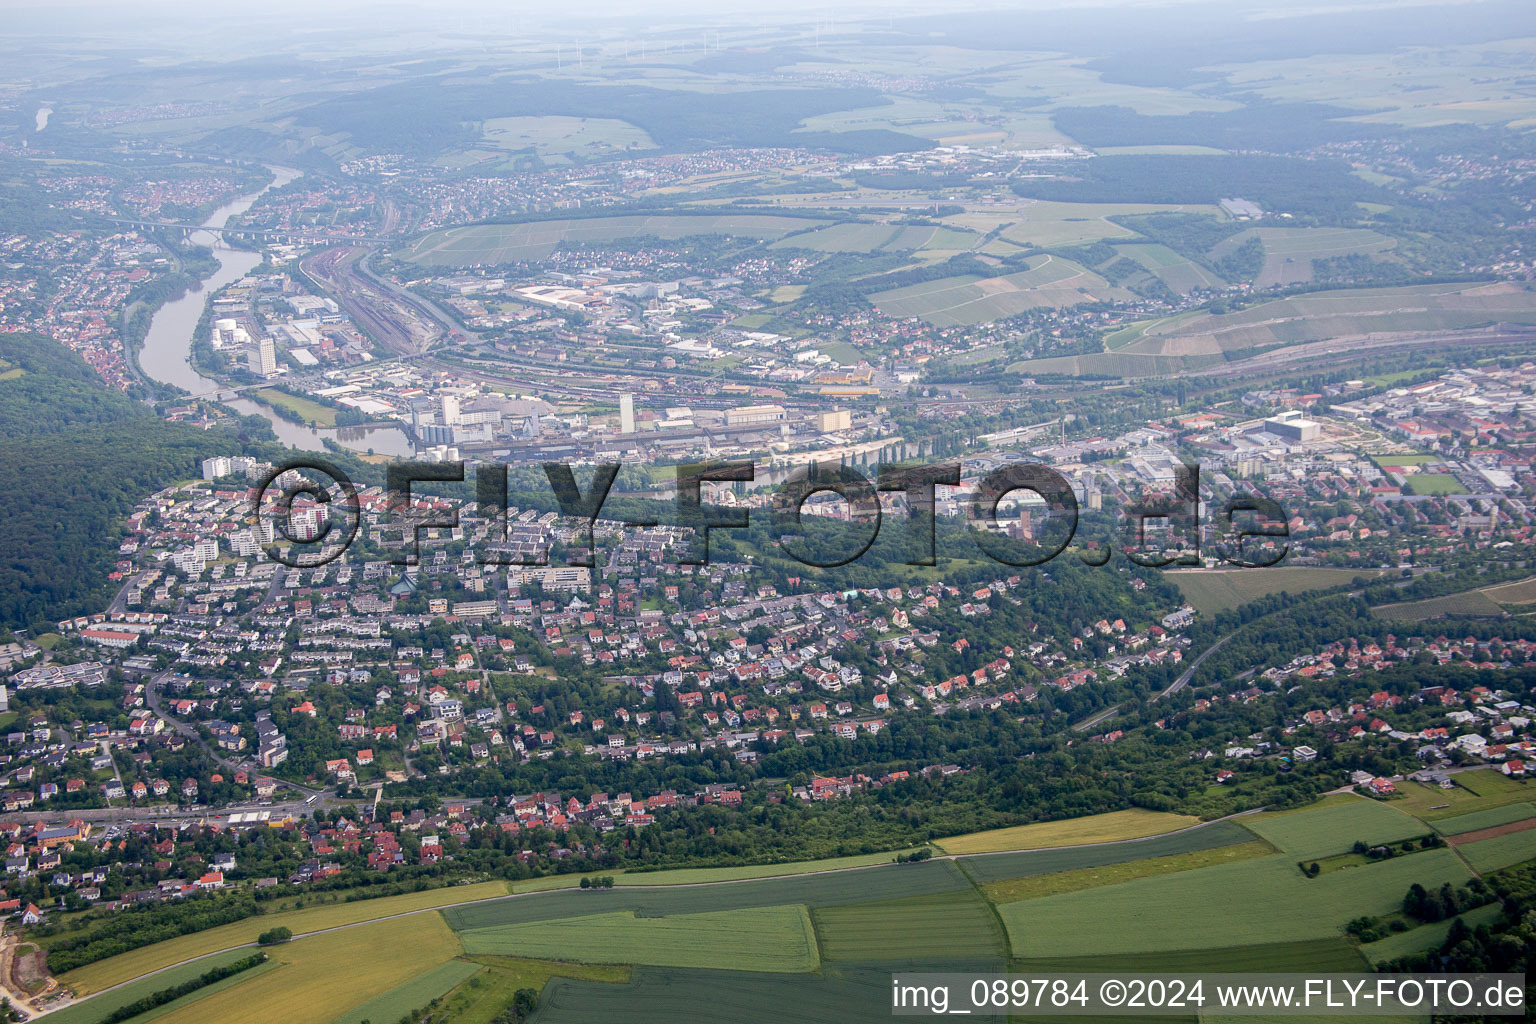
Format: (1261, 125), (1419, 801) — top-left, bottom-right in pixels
(0, 334), (249, 628)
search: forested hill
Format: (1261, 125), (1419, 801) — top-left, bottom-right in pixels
(0, 333), (246, 630)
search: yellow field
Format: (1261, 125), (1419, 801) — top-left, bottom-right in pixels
(61, 881), (510, 994)
(935, 809), (1200, 855)
(149, 912), (464, 1024)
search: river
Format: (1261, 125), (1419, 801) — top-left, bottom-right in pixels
(134, 165), (413, 457)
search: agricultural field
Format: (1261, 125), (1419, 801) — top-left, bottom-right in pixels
(957, 819), (1257, 886)
(1359, 902), (1506, 964)
(768, 222), (980, 255)
(332, 959), (484, 1024)
(478, 115), (656, 161)
(453, 905), (819, 972)
(1172, 567), (1380, 616)
(59, 880), (510, 994)
(1456, 824), (1536, 873)
(1478, 576), (1536, 607)
(999, 848), (1471, 957)
(614, 847), (924, 885)
(442, 860), (974, 932)
(1207, 226), (1397, 288)
(400, 214), (826, 265)
(535, 964), (893, 1024)
(1389, 769), (1534, 819)
(1115, 242), (1227, 293)
(1012, 937), (1367, 974)
(935, 808), (1198, 855)
(1022, 281), (1536, 378)
(45, 949), (274, 1024)
(811, 890), (1005, 965)
(982, 201), (1224, 249)
(979, 840), (1272, 903)
(1429, 802), (1536, 836)
(1240, 797), (1429, 859)
(870, 254), (1130, 326)
(146, 913), (465, 1024)
(432, 957), (630, 1024)
(1373, 589), (1508, 620)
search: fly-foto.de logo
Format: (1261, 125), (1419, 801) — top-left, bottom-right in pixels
(250, 458), (1289, 572)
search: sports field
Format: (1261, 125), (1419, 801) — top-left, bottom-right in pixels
(935, 808), (1198, 854)
(401, 215), (825, 265)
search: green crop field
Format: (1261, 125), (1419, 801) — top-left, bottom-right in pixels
(332, 959), (483, 1024)
(1000, 849), (1471, 957)
(445, 860), (972, 931)
(478, 116), (656, 161)
(433, 957), (630, 1024)
(615, 848), (925, 886)
(811, 890), (1005, 965)
(1172, 568), (1380, 615)
(1390, 769), (1534, 819)
(1116, 243), (1227, 293)
(1457, 827), (1536, 873)
(454, 905), (818, 972)
(401, 215), (826, 265)
(870, 254), (1129, 326)
(535, 964), (894, 1024)
(957, 819), (1257, 885)
(1430, 802), (1536, 835)
(1360, 903), (1505, 964)
(1373, 589), (1507, 620)
(1241, 798), (1428, 858)
(1024, 281), (1536, 378)
(1477, 576), (1536, 607)
(1208, 227), (1397, 288)
(1012, 937), (1367, 974)
(769, 222), (982, 254)
(936, 808), (1198, 855)
(980, 840), (1272, 903)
